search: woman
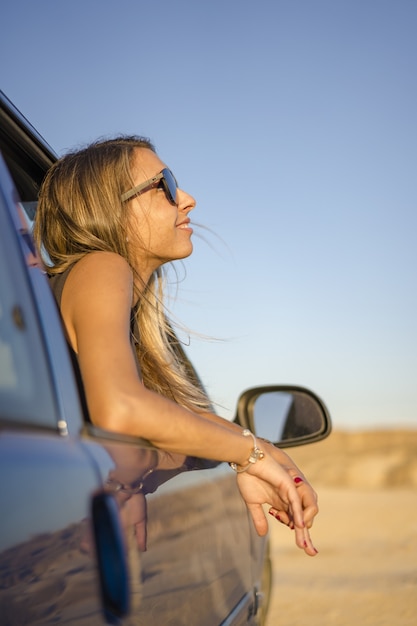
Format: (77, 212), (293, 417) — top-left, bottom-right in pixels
(34, 136), (319, 556)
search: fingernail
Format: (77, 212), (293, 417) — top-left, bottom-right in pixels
(303, 540), (308, 548)
(268, 510), (281, 521)
(293, 476), (304, 485)
(268, 511), (284, 524)
(314, 547), (319, 554)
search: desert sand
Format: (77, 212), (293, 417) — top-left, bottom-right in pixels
(265, 430), (417, 626)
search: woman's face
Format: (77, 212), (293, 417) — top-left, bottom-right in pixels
(126, 148), (196, 280)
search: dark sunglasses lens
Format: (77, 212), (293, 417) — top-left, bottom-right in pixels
(162, 169), (178, 204)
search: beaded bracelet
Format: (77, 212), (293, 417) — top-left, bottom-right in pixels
(229, 429), (265, 473)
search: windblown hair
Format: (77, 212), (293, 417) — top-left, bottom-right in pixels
(34, 136), (211, 413)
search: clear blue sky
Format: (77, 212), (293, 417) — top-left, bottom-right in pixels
(2, 0), (416, 429)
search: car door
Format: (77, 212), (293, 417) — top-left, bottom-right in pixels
(83, 432), (266, 626)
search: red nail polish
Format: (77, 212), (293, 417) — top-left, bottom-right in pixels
(294, 476), (303, 484)
(268, 510), (280, 521)
(303, 540), (308, 548)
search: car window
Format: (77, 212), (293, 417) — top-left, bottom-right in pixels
(0, 191), (58, 429)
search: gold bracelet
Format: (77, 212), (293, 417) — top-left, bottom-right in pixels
(229, 429), (265, 473)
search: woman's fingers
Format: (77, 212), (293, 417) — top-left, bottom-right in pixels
(294, 480), (319, 529)
(286, 472), (319, 530)
(268, 506), (319, 556)
(269, 473), (319, 557)
(297, 525), (319, 556)
(246, 502), (270, 536)
(268, 507), (291, 526)
(267, 443), (320, 528)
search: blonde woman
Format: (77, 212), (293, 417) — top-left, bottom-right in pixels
(34, 136), (319, 556)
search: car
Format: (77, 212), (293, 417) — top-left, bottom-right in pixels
(0, 90), (331, 626)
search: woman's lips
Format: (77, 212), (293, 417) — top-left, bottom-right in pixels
(176, 219), (192, 231)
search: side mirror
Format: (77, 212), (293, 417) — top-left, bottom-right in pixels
(236, 385), (331, 448)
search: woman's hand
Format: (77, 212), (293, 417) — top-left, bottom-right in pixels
(235, 452), (319, 556)
(262, 442), (319, 531)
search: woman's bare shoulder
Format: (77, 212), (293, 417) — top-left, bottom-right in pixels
(60, 252), (134, 354)
(62, 252), (133, 318)
(66, 251), (132, 292)
(72, 251), (131, 276)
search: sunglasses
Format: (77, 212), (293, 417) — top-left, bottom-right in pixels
(121, 168), (178, 205)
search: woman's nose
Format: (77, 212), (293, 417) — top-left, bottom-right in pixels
(177, 188), (196, 211)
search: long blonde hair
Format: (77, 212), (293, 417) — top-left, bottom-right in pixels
(34, 136), (211, 412)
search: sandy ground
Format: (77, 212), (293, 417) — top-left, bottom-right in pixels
(265, 430), (417, 626)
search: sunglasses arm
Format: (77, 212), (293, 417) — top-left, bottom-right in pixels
(121, 172), (164, 202)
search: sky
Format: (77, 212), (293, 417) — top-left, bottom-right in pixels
(1, 0), (416, 430)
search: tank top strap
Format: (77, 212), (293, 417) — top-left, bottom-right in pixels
(49, 264), (75, 307)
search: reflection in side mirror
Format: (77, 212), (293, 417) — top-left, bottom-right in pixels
(236, 386), (331, 448)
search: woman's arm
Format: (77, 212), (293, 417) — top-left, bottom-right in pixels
(61, 251), (318, 554)
(62, 252), (252, 463)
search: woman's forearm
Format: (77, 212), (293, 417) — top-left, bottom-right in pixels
(95, 385), (256, 468)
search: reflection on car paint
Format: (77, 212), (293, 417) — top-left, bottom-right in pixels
(0, 432), (260, 626)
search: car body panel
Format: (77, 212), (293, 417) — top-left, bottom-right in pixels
(0, 432), (104, 625)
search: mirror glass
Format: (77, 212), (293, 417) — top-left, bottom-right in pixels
(252, 391), (326, 444)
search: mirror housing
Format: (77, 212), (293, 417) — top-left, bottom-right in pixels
(235, 385), (332, 448)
